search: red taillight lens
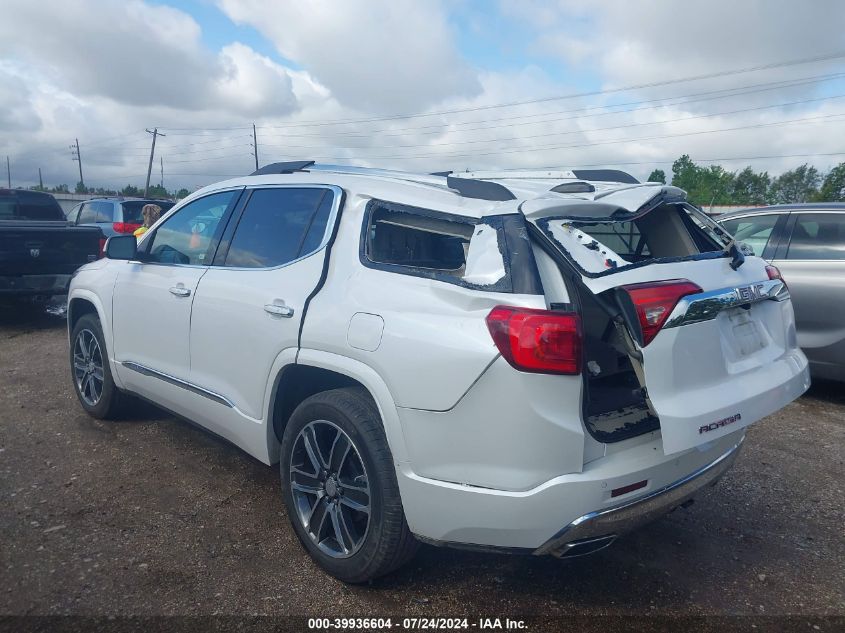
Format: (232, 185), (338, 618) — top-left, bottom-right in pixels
(486, 306), (581, 375)
(112, 222), (141, 234)
(97, 238), (106, 259)
(621, 279), (702, 346)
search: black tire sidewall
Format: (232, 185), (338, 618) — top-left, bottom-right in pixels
(69, 314), (121, 419)
(280, 394), (393, 582)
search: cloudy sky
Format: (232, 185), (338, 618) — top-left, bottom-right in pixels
(2, 0), (845, 191)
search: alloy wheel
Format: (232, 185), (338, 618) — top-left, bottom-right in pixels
(289, 420), (371, 558)
(73, 329), (104, 406)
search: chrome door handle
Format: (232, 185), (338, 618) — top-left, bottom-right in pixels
(169, 286), (191, 297)
(264, 303), (294, 318)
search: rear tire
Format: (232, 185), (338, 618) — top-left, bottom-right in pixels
(280, 388), (418, 583)
(69, 313), (125, 419)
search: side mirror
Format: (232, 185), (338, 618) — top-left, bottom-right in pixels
(105, 235), (138, 260)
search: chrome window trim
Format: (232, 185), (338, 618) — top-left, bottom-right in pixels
(663, 278), (789, 329)
(121, 361), (235, 408)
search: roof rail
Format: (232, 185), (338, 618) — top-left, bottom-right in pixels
(251, 160), (315, 176)
(571, 169), (639, 184)
(446, 175), (516, 201)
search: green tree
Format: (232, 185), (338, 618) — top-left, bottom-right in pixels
(768, 163), (820, 204)
(647, 169), (666, 184)
(671, 156), (735, 208)
(120, 184), (140, 196)
(731, 167), (770, 205)
(146, 184), (169, 198)
(817, 162), (845, 201)
(75, 181), (88, 194)
(175, 188), (190, 199)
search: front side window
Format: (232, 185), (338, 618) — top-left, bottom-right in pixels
(720, 214), (779, 256)
(786, 213), (845, 260)
(224, 188), (334, 268)
(146, 190), (237, 265)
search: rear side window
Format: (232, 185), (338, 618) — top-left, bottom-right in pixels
(78, 201), (113, 224)
(0, 191), (65, 221)
(224, 188), (334, 268)
(360, 200), (534, 293)
(786, 213), (845, 260)
(366, 206), (473, 273)
(720, 214), (779, 256)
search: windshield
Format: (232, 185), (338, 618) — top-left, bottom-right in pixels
(121, 200), (175, 223)
(0, 191), (65, 221)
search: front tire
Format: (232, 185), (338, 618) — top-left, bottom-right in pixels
(280, 388), (418, 583)
(69, 313), (124, 419)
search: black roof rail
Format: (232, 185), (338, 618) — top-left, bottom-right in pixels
(429, 171), (452, 177)
(446, 175), (516, 202)
(571, 169), (639, 184)
(250, 160), (315, 176)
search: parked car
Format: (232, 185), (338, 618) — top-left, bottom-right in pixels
(67, 163), (809, 582)
(0, 189), (102, 302)
(66, 197), (175, 238)
(719, 204), (845, 381)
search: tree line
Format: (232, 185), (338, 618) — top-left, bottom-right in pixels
(648, 156), (845, 208)
(30, 182), (191, 200)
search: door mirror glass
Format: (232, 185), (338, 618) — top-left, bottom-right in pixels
(105, 235), (138, 260)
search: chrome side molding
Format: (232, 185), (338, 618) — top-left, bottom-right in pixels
(121, 361), (235, 408)
(664, 279), (789, 329)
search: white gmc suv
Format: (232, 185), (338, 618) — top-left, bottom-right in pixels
(67, 162), (810, 582)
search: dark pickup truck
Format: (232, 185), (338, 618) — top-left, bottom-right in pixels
(0, 189), (103, 301)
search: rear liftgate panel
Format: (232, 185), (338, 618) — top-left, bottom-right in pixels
(528, 191), (809, 454)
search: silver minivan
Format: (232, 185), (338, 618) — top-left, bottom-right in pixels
(719, 203), (845, 381)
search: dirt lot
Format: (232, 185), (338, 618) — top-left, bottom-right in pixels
(1, 302), (843, 625)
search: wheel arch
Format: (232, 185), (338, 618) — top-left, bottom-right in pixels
(266, 349), (408, 466)
(67, 290), (124, 389)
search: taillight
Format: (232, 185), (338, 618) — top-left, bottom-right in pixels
(112, 222), (141, 234)
(621, 279), (702, 346)
(98, 238), (106, 259)
(486, 306), (581, 375)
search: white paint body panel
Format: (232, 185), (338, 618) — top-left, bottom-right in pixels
(67, 166), (808, 551)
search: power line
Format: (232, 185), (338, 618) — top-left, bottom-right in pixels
(256, 93), (845, 152)
(247, 50), (845, 129)
(256, 72), (845, 139)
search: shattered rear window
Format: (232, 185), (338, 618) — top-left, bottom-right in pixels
(539, 203), (727, 276)
(361, 200), (518, 292)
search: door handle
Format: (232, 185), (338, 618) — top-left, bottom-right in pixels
(169, 286), (191, 297)
(264, 303), (294, 318)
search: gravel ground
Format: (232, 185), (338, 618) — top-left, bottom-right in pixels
(1, 302), (843, 624)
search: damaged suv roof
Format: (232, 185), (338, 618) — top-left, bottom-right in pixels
(189, 163), (686, 221)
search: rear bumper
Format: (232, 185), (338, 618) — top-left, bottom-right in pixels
(0, 274), (72, 296)
(534, 436), (742, 557)
(398, 430), (746, 550)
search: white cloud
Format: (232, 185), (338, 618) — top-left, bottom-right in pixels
(216, 0), (482, 113)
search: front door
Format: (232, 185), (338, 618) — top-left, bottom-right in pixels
(111, 188), (242, 397)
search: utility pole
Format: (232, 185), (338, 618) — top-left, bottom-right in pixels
(252, 123), (259, 171)
(144, 128), (165, 197)
(70, 138), (84, 190)
(38, 168), (43, 190)
(160, 156), (164, 193)
(6, 156), (10, 188)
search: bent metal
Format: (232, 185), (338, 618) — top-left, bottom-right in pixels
(699, 413), (742, 435)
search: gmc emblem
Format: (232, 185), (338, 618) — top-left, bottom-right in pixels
(735, 284), (766, 302)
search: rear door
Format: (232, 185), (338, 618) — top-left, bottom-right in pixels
(771, 210), (845, 379)
(527, 190), (809, 454)
(188, 185), (340, 431)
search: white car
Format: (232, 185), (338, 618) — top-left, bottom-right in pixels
(67, 162), (809, 582)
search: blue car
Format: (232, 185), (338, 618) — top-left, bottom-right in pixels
(66, 197), (175, 239)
